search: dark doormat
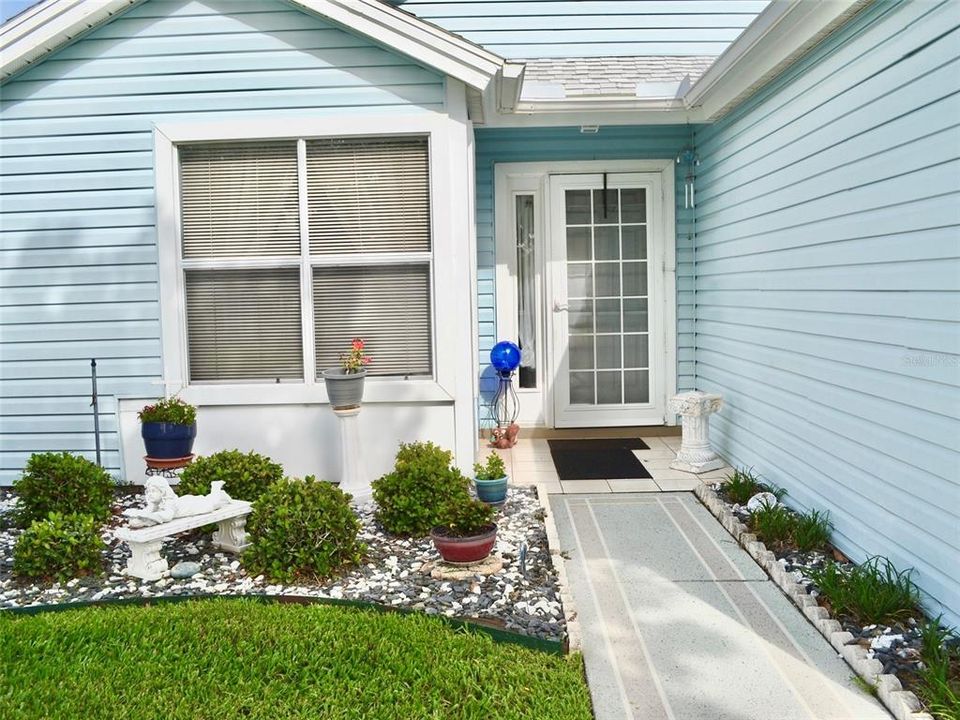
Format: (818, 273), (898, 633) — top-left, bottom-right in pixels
(548, 439), (653, 481)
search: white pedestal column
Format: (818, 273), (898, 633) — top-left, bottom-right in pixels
(669, 391), (725, 474)
(333, 406), (371, 504)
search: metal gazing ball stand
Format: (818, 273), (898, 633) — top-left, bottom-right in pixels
(488, 341), (522, 448)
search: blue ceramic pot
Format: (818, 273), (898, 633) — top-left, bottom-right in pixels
(141, 422), (197, 459)
(474, 476), (508, 505)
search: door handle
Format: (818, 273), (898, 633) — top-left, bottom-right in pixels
(553, 300), (569, 312)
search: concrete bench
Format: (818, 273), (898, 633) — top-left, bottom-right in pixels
(115, 500), (252, 581)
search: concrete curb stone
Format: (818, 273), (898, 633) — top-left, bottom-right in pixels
(533, 482), (582, 653)
(693, 483), (935, 720)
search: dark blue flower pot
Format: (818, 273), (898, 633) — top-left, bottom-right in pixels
(474, 476), (508, 505)
(141, 422), (197, 459)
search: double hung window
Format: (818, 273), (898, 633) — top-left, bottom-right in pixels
(177, 136), (433, 383)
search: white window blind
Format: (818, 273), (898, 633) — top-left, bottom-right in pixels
(177, 135), (433, 384)
(313, 265), (432, 377)
(179, 142), (300, 258)
(306, 137), (430, 255)
(185, 269), (303, 382)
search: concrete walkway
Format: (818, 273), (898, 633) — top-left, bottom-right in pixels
(551, 493), (891, 720)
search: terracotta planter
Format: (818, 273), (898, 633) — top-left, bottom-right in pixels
(322, 368), (367, 409)
(473, 476), (508, 505)
(430, 523), (497, 564)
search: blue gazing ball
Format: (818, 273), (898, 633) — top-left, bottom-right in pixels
(490, 341), (521, 372)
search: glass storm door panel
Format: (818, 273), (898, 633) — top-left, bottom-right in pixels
(550, 174), (664, 427)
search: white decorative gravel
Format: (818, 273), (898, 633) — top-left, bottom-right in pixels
(0, 487), (565, 641)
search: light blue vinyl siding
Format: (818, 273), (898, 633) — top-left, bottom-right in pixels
(474, 125), (697, 422)
(692, 0), (960, 622)
(0, 0), (445, 484)
(394, 0), (768, 57)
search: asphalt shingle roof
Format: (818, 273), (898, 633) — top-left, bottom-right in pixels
(520, 56), (717, 99)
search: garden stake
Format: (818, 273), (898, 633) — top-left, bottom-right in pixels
(90, 359), (101, 467)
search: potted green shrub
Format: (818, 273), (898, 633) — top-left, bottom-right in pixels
(138, 397), (197, 460)
(473, 454), (508, 505)
(430, 497), (497, 564)
(322, 338), (371, 409)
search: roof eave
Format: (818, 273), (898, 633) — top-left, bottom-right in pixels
(289, 0), (504, 92)
(683, 0), (870, 119)
(1, 0), (141, 82)
(1, 0), (507, 91)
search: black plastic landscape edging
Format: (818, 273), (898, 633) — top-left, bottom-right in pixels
(3, 593), (566, 655)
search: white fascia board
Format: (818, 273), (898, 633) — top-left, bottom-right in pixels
(291, 0), (504, 92)
(684, 0), (863, 119)
(514, 97), (687, 114)
(497, 62), (526, 113)
(481, 107), (702, 128)
(1, 0), (140, 81)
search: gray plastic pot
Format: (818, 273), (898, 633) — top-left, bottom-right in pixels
(322, 368), (367, 409)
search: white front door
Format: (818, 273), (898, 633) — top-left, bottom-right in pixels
(549, 173), (667, 427)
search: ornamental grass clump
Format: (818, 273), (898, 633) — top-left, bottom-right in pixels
(13, 513), (104, 583)
(723, 467), (763, 504)
(792, 508), (832, 552)
(177, 450), (283, 502)
(810, 556), (920, 625)
(749, 504), (796, 551)
(243, 476), (364, 584)
(13, 451), (115, 526)
(915, 617), (960, 719)
(372, 442), (471, 537)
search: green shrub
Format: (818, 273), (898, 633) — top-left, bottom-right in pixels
(372, 442), (471, 537)
(792, 509), (831, 552)
(243, 477), (364, 584)
(811, 556), (920, 625)
(13, 452), (114, 526)
(177, 450), (284, 502)
(723, 467), (762, 504)
(437, 497), (496, 537)
(749, 504), (796, 550)
(473, 453), (507, 481)
(13, 513), (104, 583)
(138, 396), (196, 425)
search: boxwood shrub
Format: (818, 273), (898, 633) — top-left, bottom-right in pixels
(13, 513), (104, 583)
(177, 450), (284, 502)
(243, 477), (364, 583)
(372, 442), (471, 537)
(13, 452), (114, 526)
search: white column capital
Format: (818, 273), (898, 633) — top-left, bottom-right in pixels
(668, 390), (724, 417)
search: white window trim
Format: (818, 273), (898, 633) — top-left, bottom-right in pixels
(154, 114), (460, 406)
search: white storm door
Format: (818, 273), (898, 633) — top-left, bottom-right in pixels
(549, 173), (666, 427)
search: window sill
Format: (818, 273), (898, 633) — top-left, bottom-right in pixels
(141, 379), (455, 407)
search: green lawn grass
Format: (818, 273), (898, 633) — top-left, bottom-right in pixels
(0, 600), (592, 720)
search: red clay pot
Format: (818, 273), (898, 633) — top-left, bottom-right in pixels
(430, 524), (497, 564)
